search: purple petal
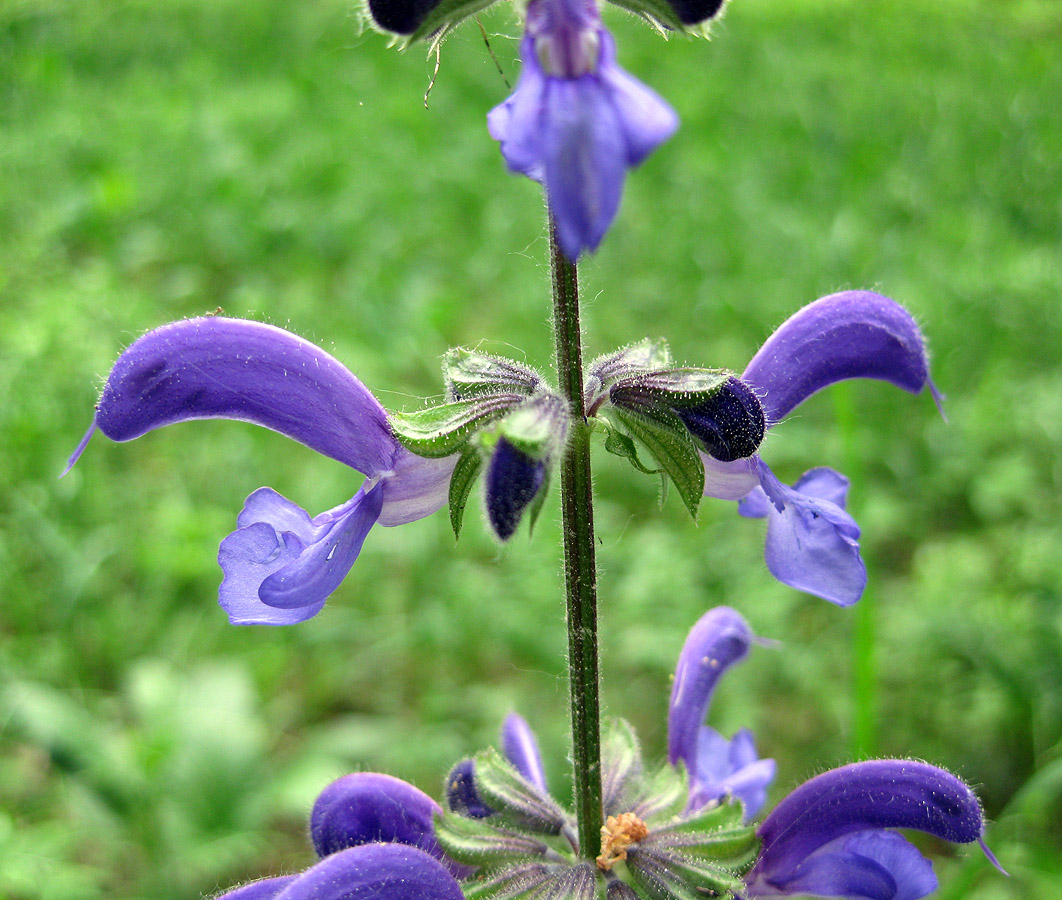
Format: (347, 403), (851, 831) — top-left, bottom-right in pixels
(689, 726), (775, 821)
(668, 607), (753, 773)
(377, 449), (458, 527)
(742, 292), (932, 424)
(754, 462), (865, 607)
(751, 831), (937, 900)
(310, 773), (446, 863)
(595, 32), (678, 166)
(213, 877), (298, 900)
(501, 713), (548, 794)
(92, 317), (396, 475)
(542, 75), (627, 259)
(488, 36), (548, 182)
(218, 484), (382, 625)
(702, 454), (761, 501)
(751, 760), (985, 894)
(272, 844), (464, 900)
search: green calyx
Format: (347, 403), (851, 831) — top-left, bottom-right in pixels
(439, 718), (759, 900)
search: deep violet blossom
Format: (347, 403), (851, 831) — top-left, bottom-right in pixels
(745, 760), (1002, 900)
(67, 317), (456, 625)
(667, 606), (775, 819)
(488, 0), (678, 260)
(700, 291), (941, 606)
(211, 842), (464, 900)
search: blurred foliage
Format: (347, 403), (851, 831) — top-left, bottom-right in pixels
(1, 0), (1059, 897)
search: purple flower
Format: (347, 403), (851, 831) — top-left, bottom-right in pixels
(211, 843), (464, 900)
(667, 607), (775, 820)
(488, 0), (678, 260)
(67, 317), (456, 626)
(702, 291), (940, 606)
(745, 760), (1002, 900)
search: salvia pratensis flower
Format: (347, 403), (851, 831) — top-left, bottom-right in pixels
(668, 607), (776, 819)
(489, 0), (679, 260)
(212, 843), (464, 900)
(745, 759), (1003, 900)
(67, 318), (456, 626)
(592, 291), (939, 607)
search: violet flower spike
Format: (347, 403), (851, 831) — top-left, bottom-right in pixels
(488, 0), (678, 260)
(745, 759), (1003, 900)
(702, 291), (939, 606)
(67, 317), (456, 626)
(667, 606), (775, 820)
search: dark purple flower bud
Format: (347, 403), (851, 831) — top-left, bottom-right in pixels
(747, 760), (995, 900)
(501, 713), (549, 794)
(485, 438), (547, 541)
(446, 759), (494, 819)
(309, 773), (446, 862)
(213, 844), (465, 900)
(664, 0), (727, 26)
(674, 375), (766, 462)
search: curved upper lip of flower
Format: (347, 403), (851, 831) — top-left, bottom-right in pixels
(68, 316), (454, 625)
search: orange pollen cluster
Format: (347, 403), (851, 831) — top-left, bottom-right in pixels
(595, 812), (650, 871)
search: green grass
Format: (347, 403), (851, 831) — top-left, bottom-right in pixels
(1, 0), (1060, 897)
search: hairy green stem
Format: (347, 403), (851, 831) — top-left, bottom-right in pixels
(549, 219), (603, 860)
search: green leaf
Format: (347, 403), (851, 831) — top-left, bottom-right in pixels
(499, 393), (569, 460)
(390, 395), (516, 458)
(444, 348), (541, 401)
(611, 367), (734, 410)
(586, 338), (674, 392)
(602, 419), (663, 475)
(630, 762), (689, 825)
(474, 748), (569, 835)
(449, 446), (483, 538)
(526, 468), (552, 536)
(460, 863), (555, 900)
(433, 810), (550, 869)
(404, 0), (500, 43)
(611, 405), (704, 519)
(601, 718), (644, 813)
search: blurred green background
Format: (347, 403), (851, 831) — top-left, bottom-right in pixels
(2, 0), (1059, 896)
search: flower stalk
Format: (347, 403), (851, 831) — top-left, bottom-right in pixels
(549, 217), (603, 859)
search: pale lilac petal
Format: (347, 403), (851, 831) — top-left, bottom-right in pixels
(750, 760), (986, 896)
(689, 726), (774, 820)
(742, 292), (931, 425)
(501, 713), (549, 793)
(543, 76), (626, 259)
(668, 607), (752, 772)
(750, 831), (937, 900)
(213, 876), (297, 900)
(488, 37), (548, 181)
(309, 773), (446, 863)
(377, 449), (458, 527)
(702, 454), (761, 501)
(754, 462), (865, 607)
(93, 317), (396, 475)
(596, 33), (678, 165)
(218, 484), (382, 625)
(272, 844), (464, 900)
